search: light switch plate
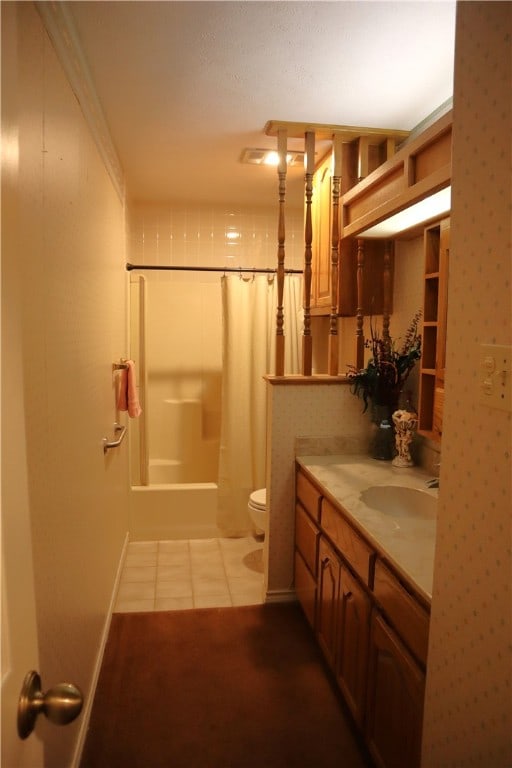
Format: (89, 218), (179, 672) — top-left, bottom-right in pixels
(479, 344), (512, 412)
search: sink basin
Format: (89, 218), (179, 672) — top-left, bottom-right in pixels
(360, 485), (437, 519)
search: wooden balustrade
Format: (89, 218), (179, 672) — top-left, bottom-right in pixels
(382, 241), (392, 343)
(268, 120), (415, 379)
(328, 135), (342, 376)
(302, 131), (315, 376)
(356, 239), (365, 371)
(275, 129), (287, 377)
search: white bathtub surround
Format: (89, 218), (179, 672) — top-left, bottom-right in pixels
(129, 483), (220, 541)
(114, 536), (264, 612)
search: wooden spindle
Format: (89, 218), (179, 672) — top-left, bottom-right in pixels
(328, 134), (342, 376)
(302, 131), (315, 376)
(275, 129), (287, 376)
(356, 239), (365, 371)
(382, 240), (392, 343)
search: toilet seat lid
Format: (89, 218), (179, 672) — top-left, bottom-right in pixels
(249, 488), (266, 509)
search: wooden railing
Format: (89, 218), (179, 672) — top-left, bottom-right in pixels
(266, 112), (451, 378)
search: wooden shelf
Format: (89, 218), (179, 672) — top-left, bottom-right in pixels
(418, 219), (450, 442)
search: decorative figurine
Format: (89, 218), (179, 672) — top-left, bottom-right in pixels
(392, 409), (418, 467)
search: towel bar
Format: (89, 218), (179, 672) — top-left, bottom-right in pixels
(112, 360), (129, 371)
(103, 423), (127, 453)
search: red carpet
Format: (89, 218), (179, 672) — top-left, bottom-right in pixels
(81, 603), (372, 768)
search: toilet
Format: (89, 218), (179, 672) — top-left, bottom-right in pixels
(248, 488), (267, 536)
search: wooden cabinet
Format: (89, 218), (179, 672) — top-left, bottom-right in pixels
(311, 153), (333, 312)
(294, 464), (430, 765)
(294, 549), (317, 629)
(373, 560), (430, 666)
(309, 153), (394, 317)
(295, 504), (319, 629)
(336, 564), (370, 728)
(418, 218), (450, 441)
(294, 469), (321, 629)
(367, 560), (429, 768)
(317, 535), (370, 728)
(317, 536), (341, 667)
(366, 611), (425, 768)
(321, 497), (374, 585)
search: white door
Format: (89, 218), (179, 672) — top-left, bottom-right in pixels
(1, 4), (43, 763)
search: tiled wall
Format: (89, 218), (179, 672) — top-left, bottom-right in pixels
(128, 201), (304, 273)
(422, 3), (511, 766)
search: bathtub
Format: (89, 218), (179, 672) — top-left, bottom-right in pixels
(129, 483), (221, 541)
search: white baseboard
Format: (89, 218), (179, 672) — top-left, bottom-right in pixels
(71, 532), (130, 768)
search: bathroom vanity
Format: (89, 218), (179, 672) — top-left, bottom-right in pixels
(294, 455), (437, 768)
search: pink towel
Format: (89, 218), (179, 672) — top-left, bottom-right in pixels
(117, 360), (142, 418)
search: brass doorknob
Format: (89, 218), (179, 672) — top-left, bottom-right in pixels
(17, 670), (83, 739)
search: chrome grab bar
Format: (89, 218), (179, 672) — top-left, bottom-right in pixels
(103, 423), (126, 453)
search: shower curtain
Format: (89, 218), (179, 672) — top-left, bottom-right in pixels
(217, 273), (303, 536)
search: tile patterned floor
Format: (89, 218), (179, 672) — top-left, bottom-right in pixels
(114, 536), (264, 613)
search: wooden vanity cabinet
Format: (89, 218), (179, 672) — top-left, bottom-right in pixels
(367, 560), (429, 768)
(366, 611), (425, 768)
(317, 536), (341, 668)
(294, 464), (431, 767)
(295, 505), (319, 629)
(336, 561), (371, 727)
(294, 470), (321, 629)
(317, 535), (370, 728)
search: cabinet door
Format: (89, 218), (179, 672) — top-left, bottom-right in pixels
(311, 154), (333, 311)
(295, 503), (319, 576)
(294, 551), (317, 629)
(316, 537), (340, 669)
(336, 565), (370, 728)
(366, 611), (425, 768)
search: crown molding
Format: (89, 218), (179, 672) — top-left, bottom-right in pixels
(35, 1), (125, 203)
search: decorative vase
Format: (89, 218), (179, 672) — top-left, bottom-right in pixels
(391, 409), (418, 467)
(370, 403), (396, 461)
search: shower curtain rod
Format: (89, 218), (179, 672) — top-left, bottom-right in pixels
(126, 263), (303, 274)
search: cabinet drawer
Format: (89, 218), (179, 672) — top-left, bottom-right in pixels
(373, 560), (430, 666)
(321, 497), (374, 585)
(295, 504), (319, 576)
(294, 551), (317, 629)
(296, 470), (321, 522)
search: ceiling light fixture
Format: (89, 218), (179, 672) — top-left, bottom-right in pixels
(240, 148), (305, 167)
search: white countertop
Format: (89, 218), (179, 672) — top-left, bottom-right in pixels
(296, 454), (438, 603)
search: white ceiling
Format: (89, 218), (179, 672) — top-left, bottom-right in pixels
(68, 1), (456, 208)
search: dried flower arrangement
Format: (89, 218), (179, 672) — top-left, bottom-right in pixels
(347, 311), (422, 413)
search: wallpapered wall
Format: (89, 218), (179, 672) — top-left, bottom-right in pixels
(422, 3), (511, 766)
(4, 5), (128, 766)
